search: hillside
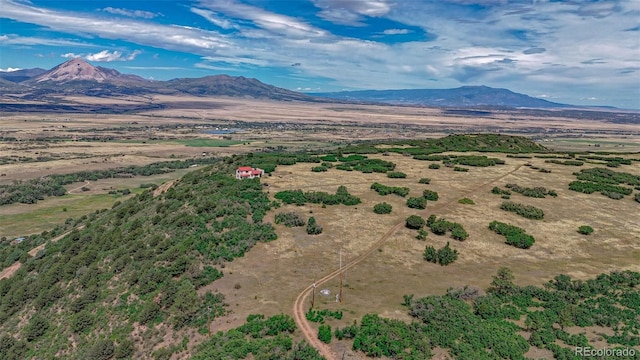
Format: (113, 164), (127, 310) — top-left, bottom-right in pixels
(0, 158), (291, 358)
(311, 86), (567, 108)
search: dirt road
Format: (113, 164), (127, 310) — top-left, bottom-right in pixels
(0, 226), (83, 280)
(292, 164), (524, 360)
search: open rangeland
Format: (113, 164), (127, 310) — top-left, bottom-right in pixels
(200, 151), (640, 358)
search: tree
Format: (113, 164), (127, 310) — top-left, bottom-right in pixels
(24, 314), (49, 342)
(406, 197), (427, 209)
(170, 280), (199, 329)
(405, 215), (425, 230)
(318, 324), (332, 344)
(488, 267), (516, 297)
(373, 202), (392, 214)
(306, 217), (323, 235)
(436, 242), (458, 265)
(423, 246), (437, 263)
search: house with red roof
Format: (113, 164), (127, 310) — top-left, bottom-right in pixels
(235, 166), (264, 180)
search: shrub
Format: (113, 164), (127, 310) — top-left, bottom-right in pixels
(416, 229), (429, 240)
(405, 215), (425, 229)
(406, 197), (427, 209)
(306, 217), (323, 235)
(491, 187), (511, 196)
(423, 246), (437, 263)
(453, 166), (468, 172)
(578, 225), (594, 235)
(636, 193), (640, 203)
(371, 182), (409, 197)
(450, 225), (469, 241)
(418, 177), (431, 184)
(458, 198), (475, 205)
(311, 166), (328, 172)
(428, 163), (440, 169)
(373, 202), (392, 214)
(424, 243), (458, 265)
(500, 201), (544, 220)
(274, 212), (305, 227)
(387, 171), (407, 178)
(428, 217), (469, 241)
(422, 189), (439, 201)
(489, 221), (535, 249)
(318, 324), (332, 344)
(436, 242), (458, 265)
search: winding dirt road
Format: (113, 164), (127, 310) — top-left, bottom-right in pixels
(292, 164), (524, 360)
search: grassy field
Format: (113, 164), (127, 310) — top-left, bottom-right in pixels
(0, 169), (194, 238)
(204, 151), (640, 343)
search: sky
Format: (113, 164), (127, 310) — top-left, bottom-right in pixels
(1, 0), (639, 109)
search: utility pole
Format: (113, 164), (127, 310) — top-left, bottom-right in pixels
(207, 306), (211, 337)
(339, 249), (343, 303)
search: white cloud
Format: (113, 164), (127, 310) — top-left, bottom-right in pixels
(61, 50), (141, 62)
(191, 8), (235, 29)
(0, 34), (94, 47)
(197, 0), (328, 39)
(312, 0), (392, 25)
(85, 50), (124, 62)
(0, 67), (22, 72)
(382, 29), (411, 35)
(102, 7), (159, 19)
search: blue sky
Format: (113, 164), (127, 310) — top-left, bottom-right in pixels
(1, 0), (639, 108)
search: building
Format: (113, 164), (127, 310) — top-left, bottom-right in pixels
(236, 166), (264, 179)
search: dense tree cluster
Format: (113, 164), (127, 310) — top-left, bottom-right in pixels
(569, 167), (639, 199)
(423, 242), (458, 265)
(275, 186), (361, 206)
(346, 270), (640, 360)
(414, 154), (506, 167)
(0, 157), (284, 358)
(192, 314), (322, 360)
(370, 182), (409, 197)
(500, 201), (544, 219)
(489, 221), (535, 249)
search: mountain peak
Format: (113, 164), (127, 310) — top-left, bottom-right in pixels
(31, 58), (142, 84)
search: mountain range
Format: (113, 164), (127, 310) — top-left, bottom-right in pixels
(1, 58), (568, 108)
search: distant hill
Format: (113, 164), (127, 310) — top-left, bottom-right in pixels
(0, 59), (321, 101)
(0, 68), (47, 83)
(310, 86), (567, 108)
